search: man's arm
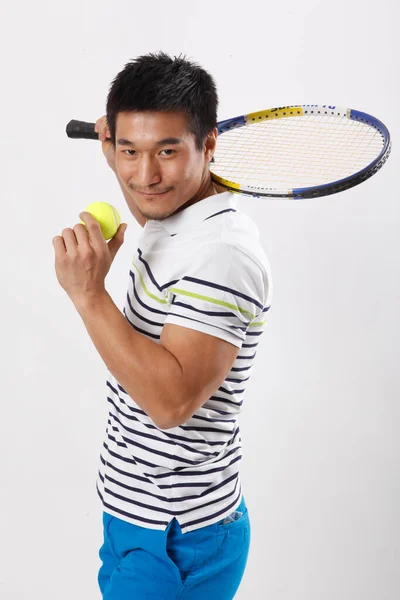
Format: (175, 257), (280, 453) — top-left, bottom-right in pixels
(73, 292), (239, 431)
(74, 291), (184, 430)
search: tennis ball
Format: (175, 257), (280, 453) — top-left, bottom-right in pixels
(80, 202), (121, 240)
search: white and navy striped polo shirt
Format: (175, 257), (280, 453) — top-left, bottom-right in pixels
(96, 191), (273, 534)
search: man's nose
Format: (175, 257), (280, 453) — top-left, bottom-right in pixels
(137, 156), (161, 187)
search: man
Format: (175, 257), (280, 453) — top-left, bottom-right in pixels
(53, 51), (273, 599)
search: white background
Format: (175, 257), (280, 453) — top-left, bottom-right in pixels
(1, 0), (399, 598)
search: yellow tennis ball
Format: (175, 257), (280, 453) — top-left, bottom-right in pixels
(80, 202), (121, 240)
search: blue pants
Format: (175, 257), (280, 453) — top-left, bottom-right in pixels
(98, 496), (250, 599)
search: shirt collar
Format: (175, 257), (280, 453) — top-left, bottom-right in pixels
(149, 191), (238, 236)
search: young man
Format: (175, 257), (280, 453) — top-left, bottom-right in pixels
(54, 52), (273, 599)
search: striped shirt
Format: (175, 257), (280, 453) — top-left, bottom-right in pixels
(96, 191), (273, 534)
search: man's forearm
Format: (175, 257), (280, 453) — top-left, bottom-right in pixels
(74, 291), (183, 429)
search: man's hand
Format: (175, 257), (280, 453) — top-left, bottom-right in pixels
(95, 115), (116, 173)
(52, 210), (127, 308)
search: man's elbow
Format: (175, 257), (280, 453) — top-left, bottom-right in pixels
(155, 416), (179, 430)
(155, 402), (191, 430)
(155, 411), (184, 430)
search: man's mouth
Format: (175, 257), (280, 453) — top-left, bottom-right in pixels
(136, 189), (169, 196)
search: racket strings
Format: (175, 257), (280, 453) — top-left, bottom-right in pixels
(212, 114), (384, 190)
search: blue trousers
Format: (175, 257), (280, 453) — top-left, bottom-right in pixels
(98, 496), (250, 599)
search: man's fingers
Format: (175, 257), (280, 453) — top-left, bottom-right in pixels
(94, 117), (113, 144)
(95, 116), (110, 140)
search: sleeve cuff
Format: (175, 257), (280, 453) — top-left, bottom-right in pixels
(163, 314), (244, 348)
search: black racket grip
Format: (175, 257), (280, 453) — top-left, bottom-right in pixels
(66, 120), (98, 139)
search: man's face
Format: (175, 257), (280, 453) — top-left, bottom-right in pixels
(115, 110), (216, 222)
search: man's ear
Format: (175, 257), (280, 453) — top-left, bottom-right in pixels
(204, 127), (218, 163)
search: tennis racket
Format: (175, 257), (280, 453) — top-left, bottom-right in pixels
(66, 104), (391, 199)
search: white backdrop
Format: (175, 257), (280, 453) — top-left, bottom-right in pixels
(1, 1), (399, 598)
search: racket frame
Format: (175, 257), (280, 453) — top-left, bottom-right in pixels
(210, 105), (391, 199)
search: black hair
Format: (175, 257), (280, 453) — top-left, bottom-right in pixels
(106, 51), (218, 152)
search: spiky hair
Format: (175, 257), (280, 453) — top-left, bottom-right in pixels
(106, 51), (218, 151)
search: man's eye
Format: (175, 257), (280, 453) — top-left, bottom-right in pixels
(122, 149), (175, 157)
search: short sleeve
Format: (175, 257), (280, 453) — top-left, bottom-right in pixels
(164, 242), (268, 348)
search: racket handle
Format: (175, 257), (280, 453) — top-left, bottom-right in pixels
(66, 119), (97, 139)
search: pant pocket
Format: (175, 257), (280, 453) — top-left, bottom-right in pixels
(216, 496), (249, 530)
